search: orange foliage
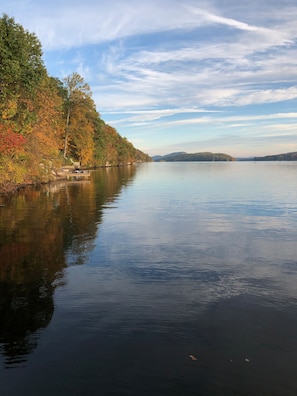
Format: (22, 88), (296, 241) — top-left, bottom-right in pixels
(0, 124), (26, 157)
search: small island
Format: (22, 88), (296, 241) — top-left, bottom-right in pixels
(152, 152), (235, 162)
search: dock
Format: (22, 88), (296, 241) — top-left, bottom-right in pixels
(66, 170), (91, 181)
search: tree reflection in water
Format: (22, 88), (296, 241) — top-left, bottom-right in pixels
(0, 166), (137, 367)
(0, 277), (54, 367)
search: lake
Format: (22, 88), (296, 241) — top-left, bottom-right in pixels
(1, 161), (297, 395)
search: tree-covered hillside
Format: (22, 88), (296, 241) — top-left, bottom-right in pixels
(253, 152), (297, 161)
(0, 14), (150, 190)
(153, 152), (235, 162)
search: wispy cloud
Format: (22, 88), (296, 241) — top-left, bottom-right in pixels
(113, 112), (297, 129)
(2, 0), (297, 156)
(8, 0), (296, 50)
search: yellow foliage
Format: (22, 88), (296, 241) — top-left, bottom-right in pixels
(1, 99), (18, 120)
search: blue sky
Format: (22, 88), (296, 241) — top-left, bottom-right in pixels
(2, 0), (297, 157)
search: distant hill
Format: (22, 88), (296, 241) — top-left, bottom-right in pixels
(152, 152), (235, 162)
(253, 152), (297, 161)
(152, 152), (186, 161)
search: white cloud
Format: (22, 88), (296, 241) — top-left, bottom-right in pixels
(2, 0), (297, 156)
(230, 87), (297, 106)
(7, 0), (297, 51)
(124, 112), (297, 130)
(87, 10), (297, 112)
(187, 6), (276, 34)
(6, 0), (199, 50)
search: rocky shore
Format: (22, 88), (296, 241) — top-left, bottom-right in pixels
(0, 166), (77, 195)
(0, 182), (27, 195)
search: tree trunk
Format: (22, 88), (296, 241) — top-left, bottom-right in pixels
(63, 108), (70, 159)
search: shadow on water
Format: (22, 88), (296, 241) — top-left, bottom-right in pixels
(0, 166), (137, 368)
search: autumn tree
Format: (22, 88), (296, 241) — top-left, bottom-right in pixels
(0, 15), (150, 189)
(62, 73), (97, 164)
(93, 121), (150, 166)
(0, 124), (26, 184)
(25, 77), (65, 181)
(0, 124), (25, 158)
(65, 97), (98, 166)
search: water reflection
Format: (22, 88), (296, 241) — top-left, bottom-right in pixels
(1, 162), (297, 395)
(0, 166), (137, 367)
(0, 275), (54, 367)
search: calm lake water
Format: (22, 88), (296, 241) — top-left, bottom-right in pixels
(1, 162), (297, 395)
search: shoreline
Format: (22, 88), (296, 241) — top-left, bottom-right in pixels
(0, 182), (28, 195)
(0, 162), (141, 195)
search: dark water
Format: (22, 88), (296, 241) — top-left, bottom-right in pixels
(1, 162), (297, 395)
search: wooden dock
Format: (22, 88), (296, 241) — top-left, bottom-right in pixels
(66, 171), (91, 181)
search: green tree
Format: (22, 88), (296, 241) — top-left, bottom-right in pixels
(0, 14), (47, 132)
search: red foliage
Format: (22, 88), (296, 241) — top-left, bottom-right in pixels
(0, 124), (26, 156)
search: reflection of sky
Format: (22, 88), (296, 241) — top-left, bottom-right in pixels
(3, 162), (297, 396)
(5, 162), (295, 395)
(64, 161), (297, 321)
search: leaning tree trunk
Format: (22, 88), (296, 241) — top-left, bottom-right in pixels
(63, 108), (71, 159)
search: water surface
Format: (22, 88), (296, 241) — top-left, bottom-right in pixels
(1, 162), (297, 395)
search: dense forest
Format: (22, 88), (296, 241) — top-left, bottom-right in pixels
(253, 152), (297, 161)
(153, 152), (235, 162)
(0, 14), (150, 191)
